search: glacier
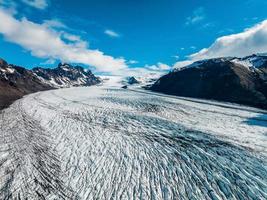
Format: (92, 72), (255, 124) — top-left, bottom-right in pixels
(0, 84), (266, 199)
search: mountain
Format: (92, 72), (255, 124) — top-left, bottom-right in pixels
(33, 63), (100, 88)
(126, 76), (140, 85)
(123, 76), (140, 85)
(150, 55), (267, 109)
(0, 59), (53, 109)
(0, 59), (100, 109)
(120, 73), (162, 88)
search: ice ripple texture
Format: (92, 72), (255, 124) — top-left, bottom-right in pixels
(0, 86), (266, 200)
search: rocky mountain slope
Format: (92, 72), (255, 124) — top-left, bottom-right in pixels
(150, 54), (267, 109)
(0, 59), (53, 109)
(33, 63), (100, 88)
(0, 58), (100, 109)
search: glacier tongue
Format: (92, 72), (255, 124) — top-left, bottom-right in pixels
(0, 86), (266, 199)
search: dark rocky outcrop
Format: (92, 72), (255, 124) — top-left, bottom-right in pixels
(126, 76), (140, 85)
(0, 59), (53, 109)
(150, 56), (267, 109)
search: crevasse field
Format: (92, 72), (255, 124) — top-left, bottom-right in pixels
(0, 81), (266, 199)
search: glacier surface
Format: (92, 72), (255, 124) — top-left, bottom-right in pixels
(0, 85), (266, 199)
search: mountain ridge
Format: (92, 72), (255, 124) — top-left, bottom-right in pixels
(151, 54), (267, 109)
(0, 58), (100, 109)
(33, 63), (100, 88)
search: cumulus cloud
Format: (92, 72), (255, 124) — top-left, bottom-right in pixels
(172, 55), (180, 60)
(173, 60), (194, 69)
(40, 58), (56, 65)
(104, 29), (120, 38)
(42, 19), (67, 29)
(189, 20), (267, 60)
(21, 0), (48, 10)
(0, 8), (128, 73)
(174, 20), (267, 69)
(145, 62), (171, 71)
(186, 7), (205, 25)
(128, 60), (139, 64)
(115, 67), (166, 78)
(157, 63), (171, 70)
(111, 62), (170, 77)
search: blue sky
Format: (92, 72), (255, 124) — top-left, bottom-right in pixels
(0, 0), (267, 74)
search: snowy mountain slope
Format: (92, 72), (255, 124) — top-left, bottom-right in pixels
(127, 73), (161, 86)
(231, 54), (267, 70)
(174, 54), (267, 72)
(0, 85), (266, 199)
(33, 63), (100, 88)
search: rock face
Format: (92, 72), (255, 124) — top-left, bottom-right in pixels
(125, 76), (140, 85)
(33, 63), (100, 88)
(0, 59), (100, 109)
(150, 55), (267, 109)
(0, 59), (53, 109)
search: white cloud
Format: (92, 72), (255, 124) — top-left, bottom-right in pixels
(62, 33), (83, 43)
(146, 62), (171, 71)
(174, 20), (267, 69)
(104, 29), (120, 38)
(40, 58), (56, 65)
(103, 61), (170, 77)
(21, 0), (48, 10)
(186, 7), (205, 25)
(190, 20), (267, 60)
(110, 62), (171, 77)
(0, 8), (128, 73)
(43, 19), (66, 29)
(128, 60), (139, 64)
(173, 60), (193, 69)
(172, 55), (180, 59)
(157, 63), (171, 70)
(114, 67), (166, 78)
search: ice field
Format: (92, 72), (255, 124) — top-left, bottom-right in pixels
(0, 84), (266, 199)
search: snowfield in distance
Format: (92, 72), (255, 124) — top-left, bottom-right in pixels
(0, 83), (266, 199)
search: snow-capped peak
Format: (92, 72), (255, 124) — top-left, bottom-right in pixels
(231, 54), (267, 70)
(32, 63), (100, 88)
(174, 54), (267, 72)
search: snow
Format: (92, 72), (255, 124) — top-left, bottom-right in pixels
(0, 66), (15, 74)
(174, 55), (267, 72)
(231, 56), (267, 70)
(231, 58), (253, 69)
(0, 85), (266, 199)
(60, 65), (71, 71)
(37, 75), (91, 88)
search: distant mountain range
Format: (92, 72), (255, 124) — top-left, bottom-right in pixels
(122, 74), (161, 87)
(150, 54), (267, 109)
(0, 58), (100, 109)
(2, 54), (267, 110)
(33, 63), (100, 88)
